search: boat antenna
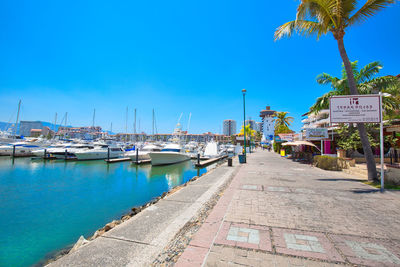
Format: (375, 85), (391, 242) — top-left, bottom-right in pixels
(14, 100), (21, 138)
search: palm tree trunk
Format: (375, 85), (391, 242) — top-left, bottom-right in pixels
(336, 37), (378, 181)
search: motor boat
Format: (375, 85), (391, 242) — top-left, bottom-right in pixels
(74, 144), (124, 160)
(125, 144), (162, 161)
(184, 141), (200, 158)
(51, 143), (94, 159)
(32, 143), (67, 158)
(149, 143), (190, 166)
(0, 142), (42, 156)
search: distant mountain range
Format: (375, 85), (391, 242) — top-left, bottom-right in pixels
(0, 121), (65, 135)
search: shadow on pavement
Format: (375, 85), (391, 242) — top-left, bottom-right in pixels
(351, 189), (381, 194)
(316, 178), (362, 182)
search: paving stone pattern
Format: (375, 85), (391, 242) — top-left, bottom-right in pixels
(176, 150), (400, 267)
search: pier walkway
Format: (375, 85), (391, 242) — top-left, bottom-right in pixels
(176, 150), (400, 267)
(50, 150), (400, 266)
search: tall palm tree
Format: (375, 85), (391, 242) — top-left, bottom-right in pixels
(310, 61), (400, 115)
(274, 0), (395, 181)
(273, 112), (294, 131)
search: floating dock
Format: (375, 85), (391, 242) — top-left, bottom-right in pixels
(195, 155), (228, 167)
(131, 159), (151, 165)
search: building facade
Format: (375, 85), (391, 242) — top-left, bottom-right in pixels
(245, 120), (256, 130)
(57, 126), (103, 139)
(256, 122), (263, 132)
(223, 120), (236, 136)
(259, 106), (276, 143)
(19, 121), (44, 137)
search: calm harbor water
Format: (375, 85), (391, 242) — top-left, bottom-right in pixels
(0, 157), (210, 267)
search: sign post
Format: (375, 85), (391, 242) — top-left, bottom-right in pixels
(380, 92), (384, 192)
(330, 95), (384, 191)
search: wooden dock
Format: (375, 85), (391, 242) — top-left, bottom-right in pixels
(105, 157), (132, 163)
(195, 155), (228, 167)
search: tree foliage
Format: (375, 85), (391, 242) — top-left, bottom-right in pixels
(309, 61), (400, 116)
(273, 112), (294, 135)
(336, 124), (379, 151)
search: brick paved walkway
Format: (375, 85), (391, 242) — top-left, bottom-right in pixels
(175, 150), (400, 267)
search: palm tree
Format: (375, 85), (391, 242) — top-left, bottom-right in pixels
(274, 111), (294, 127)
(309, 61), (400, 115)
(274, 0), (395, 181)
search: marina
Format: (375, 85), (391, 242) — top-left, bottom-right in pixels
(0, 156), (215, 267)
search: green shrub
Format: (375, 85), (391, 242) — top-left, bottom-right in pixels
(313, 155), (341, 171)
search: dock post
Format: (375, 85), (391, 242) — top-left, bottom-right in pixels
(135, 148), (139, 164)
(44, 149), (47, 159)
(197, 153), (200, 165)
(64, 149), (67, 160)
(12, 145), (16, 158)
(107, 147), (110, 161)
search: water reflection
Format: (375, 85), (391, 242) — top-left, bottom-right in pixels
(0, 157), (209, 267)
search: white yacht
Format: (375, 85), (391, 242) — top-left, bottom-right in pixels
(203, 140), (219, 159)
(125, 144), (162, 161)
(149, 143), (190, 166)
(0, 142), (42, 156)
(74, 144), (124, 160)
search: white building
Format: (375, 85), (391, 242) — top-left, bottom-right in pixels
(223, 120), (236, 136)
(259, 106), (276, 143)
(301, 109), (330, 130)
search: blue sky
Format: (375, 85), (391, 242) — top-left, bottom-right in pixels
(0, 0), (399, 134)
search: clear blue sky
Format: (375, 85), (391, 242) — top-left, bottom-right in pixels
(0, 0), (399, 134)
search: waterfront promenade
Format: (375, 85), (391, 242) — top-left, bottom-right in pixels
(176, 150), (400, 266)
(50, 150), (400, 266)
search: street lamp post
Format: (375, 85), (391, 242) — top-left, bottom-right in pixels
(242, 89), (247, 163)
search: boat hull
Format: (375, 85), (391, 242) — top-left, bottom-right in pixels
(75, 151), (123, 160)
(149, 152), (190, 166)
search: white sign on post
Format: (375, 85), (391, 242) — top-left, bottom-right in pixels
(330, 94), (384, 191)
(306, 128), (328, 140)
(329, 95), (381, 123)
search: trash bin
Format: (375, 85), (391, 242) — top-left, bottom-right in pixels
(238, 154), (246, 164)
(280, 149), (286, 157)
(228, 157), (233, 166)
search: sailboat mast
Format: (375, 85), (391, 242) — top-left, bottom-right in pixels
(65, 112), (68, 127)
(152, 108), (155, 137)
(134, 108), (137, 142)
(187, 112), (191, 142)
(53, 112), (58, 137)
(14, 100), (21, 138)
(92, 109), (96, 128)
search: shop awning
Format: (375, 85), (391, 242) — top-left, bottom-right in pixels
(282, 141), (318, 148)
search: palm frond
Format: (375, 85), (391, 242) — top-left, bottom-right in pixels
(274, 20), (324, 40)
(348, 0), (396, 26)
(357, 61), (382, 83)
(316, 73), (338, 85)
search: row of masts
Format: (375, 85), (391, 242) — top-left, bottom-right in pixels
(8, 100), (191, 139)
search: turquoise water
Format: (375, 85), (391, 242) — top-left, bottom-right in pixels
(0, 157), (209, 267)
